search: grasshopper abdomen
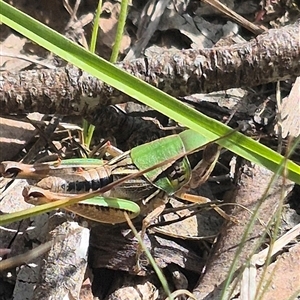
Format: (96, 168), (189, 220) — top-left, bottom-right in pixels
(36, 166), (112, 193)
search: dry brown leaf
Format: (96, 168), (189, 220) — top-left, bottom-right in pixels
(0, 117), (36, 161)
(258, 242), (300, 300)
(276, 77), (300, 138)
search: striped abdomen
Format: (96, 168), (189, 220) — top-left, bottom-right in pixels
(36, 165), (112, 193)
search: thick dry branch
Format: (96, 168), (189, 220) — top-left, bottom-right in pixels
(0, 20), (299, 115)
(192, 163), (295, 299)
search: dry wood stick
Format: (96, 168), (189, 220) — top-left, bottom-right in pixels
(0, 20), (299, 116)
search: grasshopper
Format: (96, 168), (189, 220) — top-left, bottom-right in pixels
(0, 129), (221, 228)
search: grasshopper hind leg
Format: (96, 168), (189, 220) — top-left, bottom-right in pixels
(134, 194), (168, 273)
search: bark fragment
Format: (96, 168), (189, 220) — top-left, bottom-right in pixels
(32, 222), (89, 300)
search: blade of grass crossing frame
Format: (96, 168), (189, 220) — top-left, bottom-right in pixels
(83, 0), (103, 146)
(0, 2), (299, 184)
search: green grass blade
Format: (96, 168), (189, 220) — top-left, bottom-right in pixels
(89, 0), (102, 53)
(0, 1), (299, 184)
(83, 0), (103, 146)
(0, 196), (139, 226)
(110, 0), (128, 63)
(0, 199), (75, 225)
